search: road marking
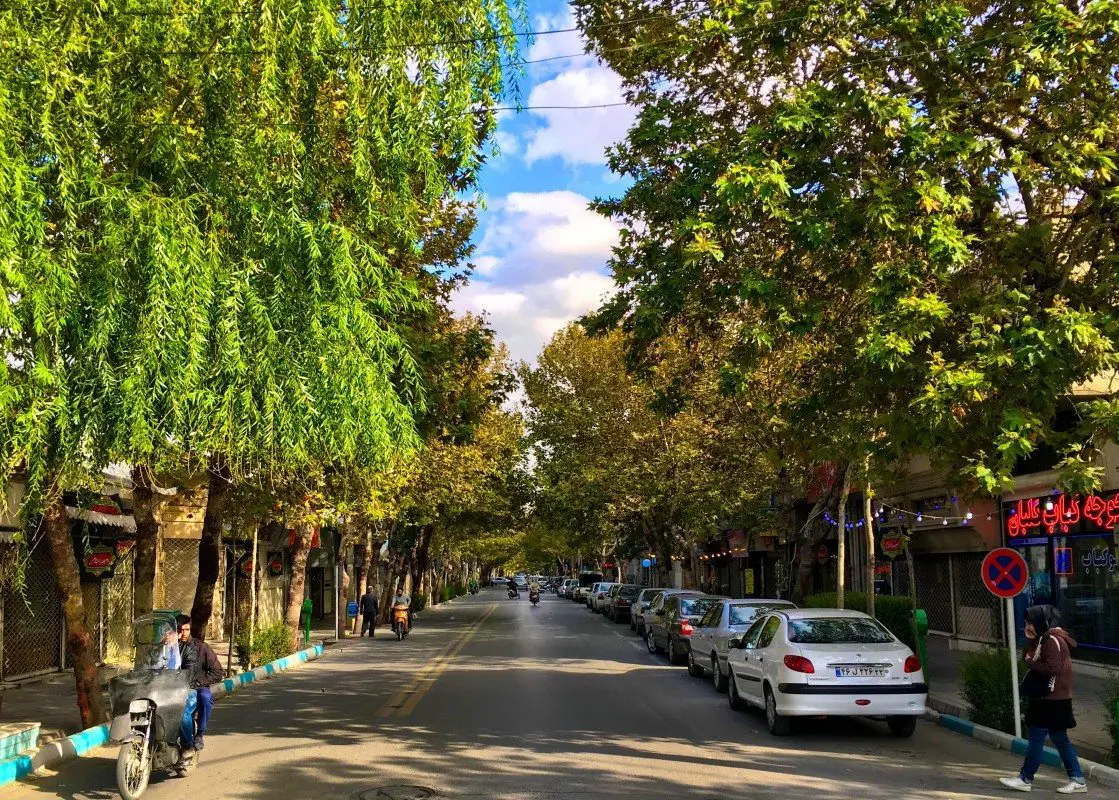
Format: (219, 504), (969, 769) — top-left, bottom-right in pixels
(377, 602), (498, 718)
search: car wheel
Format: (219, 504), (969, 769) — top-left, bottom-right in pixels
(764, 686), (791, 736)
(646, 629), (660, 654)
(687, 647), (703, 677)
(728, 671), (746, 711)
(887, 716), (917, 738)
(711, 654), (728, 693)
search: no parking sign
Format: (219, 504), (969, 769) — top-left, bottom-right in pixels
(980, 546), (1028, 738)
(981, 547), (1028, 599)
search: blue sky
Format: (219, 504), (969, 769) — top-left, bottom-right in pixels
(451, 0), (634, 365)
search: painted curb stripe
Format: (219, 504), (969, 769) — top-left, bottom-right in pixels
(0, 643), (325, 788)
(928, 711), (1119, 788)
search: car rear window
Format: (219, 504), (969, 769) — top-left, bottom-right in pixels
(730, 603), (792, 626)
(788, 618), (894, 644)
(619, 586), (641, 598)
(680, 598), (717, 616)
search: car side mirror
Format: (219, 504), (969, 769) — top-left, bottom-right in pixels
(728, 637), (743, 650)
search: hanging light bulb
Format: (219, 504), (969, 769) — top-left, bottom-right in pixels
(942, 518), (949, 526)
(917, 513), (923, 522)
(1045, 500), (1055, 511)
(965, 511), (974, 520)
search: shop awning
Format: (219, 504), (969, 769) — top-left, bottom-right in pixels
(64, 505), (137, 533)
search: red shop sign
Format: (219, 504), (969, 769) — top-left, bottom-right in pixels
(84, 546), (116, 577)
(1006, 491), (1119, 538)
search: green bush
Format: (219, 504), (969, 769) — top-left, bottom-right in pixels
(412, 594), (427, 613)
(1105, 677), (1119, 766)
(802, 592), (916, 651)
(235, 623), (294, 669)
(960, 647), (1024, 734)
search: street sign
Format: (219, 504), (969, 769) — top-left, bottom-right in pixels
(981, 547), (1028, 598)
(981, 546), (1028, 739)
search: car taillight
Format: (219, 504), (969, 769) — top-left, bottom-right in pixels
(679, 620), (695, 636)
(617, 599), (630, 606)
(904, 655), (922, 674)
(597, 592), (605, 598)
(783, 655), (815, 674)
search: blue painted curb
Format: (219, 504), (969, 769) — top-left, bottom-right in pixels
(926, 710), (1119, 788)
(0, 643), (325, 788)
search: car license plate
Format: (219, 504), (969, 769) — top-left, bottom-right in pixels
(835, 667), (888, 678)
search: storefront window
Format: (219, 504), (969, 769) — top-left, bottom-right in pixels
(1055, 535), (1119, 653)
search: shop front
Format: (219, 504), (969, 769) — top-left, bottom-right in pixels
(1004, 490), (1119, 664)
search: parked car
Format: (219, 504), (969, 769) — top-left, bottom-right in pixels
(725, 609), (927, 737)
(584, 582), (605, 608)
(606, 584), (643, 622)
(645, 592), (716, 663)
(630, 588), (665, 635)
(573, 585), (585, 602)
(601, 584), (624, 618)
(590, 582), (617, 612)
(687, 599), (797, 690)
(560, 578), (578, 598)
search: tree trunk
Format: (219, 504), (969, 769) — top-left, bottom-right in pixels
(43, 494), (108, 729)
(131, 466), (162, 619)
(791, 469), (844, 604)
(359, 529), (374, 596)
(190, 460), (231, 639)
(836, 464), (852, 610)
(335, 531), (351, 639)
(249, 522), (260, 648)
(864, 481), (876, 619)
(409, 524), (434, 604)
(284, 522), (314, 649)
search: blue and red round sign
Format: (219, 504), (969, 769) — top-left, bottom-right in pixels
(981, 547), (1029, 599)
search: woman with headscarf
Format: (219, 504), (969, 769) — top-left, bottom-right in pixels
(999, 605), (1087, 794)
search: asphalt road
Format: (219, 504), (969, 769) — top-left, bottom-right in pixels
(6, 588), (1116, 800)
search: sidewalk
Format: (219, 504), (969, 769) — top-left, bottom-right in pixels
(925, 635), (1117, 765)
(0, 625), (339, 745)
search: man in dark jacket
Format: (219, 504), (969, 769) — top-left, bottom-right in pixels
(177, 614), (223, 752)
(360, 586), (379, 638)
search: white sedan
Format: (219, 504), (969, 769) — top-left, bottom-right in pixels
(725, 608), (926, 737)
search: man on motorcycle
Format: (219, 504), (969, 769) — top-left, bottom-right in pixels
(176, 615), (223, 752)
(506, 577), (518, 596)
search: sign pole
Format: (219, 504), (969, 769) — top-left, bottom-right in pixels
(1006, 596), (1022, 740)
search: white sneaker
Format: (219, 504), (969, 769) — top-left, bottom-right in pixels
(1056, 781), (1088, 794)
(1000, 776), (1033, 792)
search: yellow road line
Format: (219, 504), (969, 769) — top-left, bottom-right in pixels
(377, 602), (497, 718)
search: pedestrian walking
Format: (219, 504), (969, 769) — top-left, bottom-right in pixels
(999, 605), (1087, 794)
(360, 585), (379, 638)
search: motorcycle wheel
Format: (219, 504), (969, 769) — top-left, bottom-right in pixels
(396, 622), (404, 641)
(116, 740), (152, 800)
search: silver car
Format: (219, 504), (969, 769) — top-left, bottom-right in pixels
(686, 598), (797, 691)
(590, 582), (617, 612)
(630, 587), (665, 635)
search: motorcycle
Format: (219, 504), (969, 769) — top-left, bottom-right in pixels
(391, 604), (411, 640)
(469, 584), (479, 595)
(108, 612), (197, 800)
(507, 587), (518, 599)
(529, 590), (541, 607)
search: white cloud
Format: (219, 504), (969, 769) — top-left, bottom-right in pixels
(493, 129), (519, 156)
(523, 65), (637, 166)
(452, 191), (620, 363)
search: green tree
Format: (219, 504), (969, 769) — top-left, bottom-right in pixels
(578, 0), (1119, 497)
(1, 0), (519, 725)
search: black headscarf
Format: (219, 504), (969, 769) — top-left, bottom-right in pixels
(1025, 604), (1060, 637)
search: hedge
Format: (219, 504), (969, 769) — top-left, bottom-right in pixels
(960, 647), (1026, 734)
(1106, 677), (1119, 766)
(234, 623), (294, 669)
(801, 592), (916, 651)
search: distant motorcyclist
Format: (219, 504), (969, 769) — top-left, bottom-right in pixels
(507, 577), (518, 595)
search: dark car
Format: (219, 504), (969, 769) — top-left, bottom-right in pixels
(606, 584), (643, 623)
(646, 594), (727, 665)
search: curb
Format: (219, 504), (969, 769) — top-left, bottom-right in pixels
(924, 709), (1119, 789)
(0, 643), (325, 789)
